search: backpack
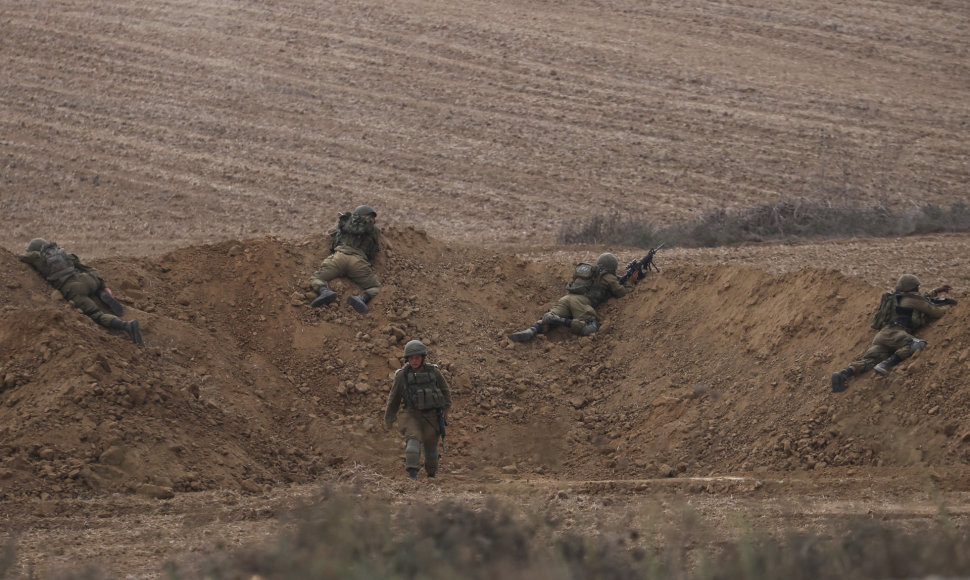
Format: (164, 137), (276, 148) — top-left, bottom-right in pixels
(330, 212), (379, 259)
(38, 242), (79, 285)
(565, 262), (601, 295)
(869, 291), (898, 330)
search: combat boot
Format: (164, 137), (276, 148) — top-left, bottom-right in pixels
(873, 354), (902, 375)
(541, 313), (572, 328)
(97, 288), (124, 316)
(407, 468), (419, 480)
(509, 322), (541, 343)
(579, 320), (599, 336)
(831, 366), (854, 393)
(347, 293), (372, 314)
(109, 318), (143, 345)
(310, 288), (337, 307)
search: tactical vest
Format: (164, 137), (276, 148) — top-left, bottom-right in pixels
(38, 243), (78, 287)
(401, 365), (446, 411)
(330, 213), (379, 260)
(889, 292), (927, 331)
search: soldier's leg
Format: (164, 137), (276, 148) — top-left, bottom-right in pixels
(402, 414), (422, 479)
(563, 295), (598, 336)
(405, 438), (421, 479)
(540, 296), (577, 330)
(420, 414), (440, 478)
(344, 255), (380, 314)
(850, 329), (895, 374)
(62, 276), (114, 327)
(309, 254), (344, 306)
(875, 328), (924, 375)
(63, 276), (143, 344)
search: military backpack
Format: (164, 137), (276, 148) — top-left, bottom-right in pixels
(38, 242), (79, 286)
(565, 262), (601, 295)
(330, 211), (379, 259)
(870, 291), (899, 330)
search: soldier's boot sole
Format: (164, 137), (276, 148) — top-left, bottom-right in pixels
(509, 329), (536, 343)
(347, 295), (369, 314)
(310, 289), (337, 308)
(831, 372), (848, 393)
(126, 320), (143, 345)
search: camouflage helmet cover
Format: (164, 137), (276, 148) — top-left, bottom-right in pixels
(403, 339), (428, 358)
(353, 205), (377, 217)
(596, 252), (619, 273)
(895, 274), (921, 292)
(27, 238), (48, 252)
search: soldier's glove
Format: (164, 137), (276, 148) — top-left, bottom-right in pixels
(933, 285), (952, 294)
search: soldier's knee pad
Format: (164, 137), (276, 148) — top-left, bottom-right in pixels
(405, 439), (421, 468)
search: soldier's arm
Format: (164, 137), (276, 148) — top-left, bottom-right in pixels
(906, 295), (948, 320)
(607, 274), (633, 298)
(18, 251), (42, 268)
(383, 373), (404, 427)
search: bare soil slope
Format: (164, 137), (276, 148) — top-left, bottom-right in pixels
(2, 230), (969, 502)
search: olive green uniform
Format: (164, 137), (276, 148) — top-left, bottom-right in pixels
(19, 250), (118, 327)
(850, 291), (948, 372)
(310, 215), (381, 298)
(384, 363), (451, 477)
(547, 272), (633, 334)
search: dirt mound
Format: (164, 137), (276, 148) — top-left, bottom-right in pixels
(2, 229), (968, 500)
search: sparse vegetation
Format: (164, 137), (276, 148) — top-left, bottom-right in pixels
(138, 490), (970, 580)
(557, 199), (970, 249)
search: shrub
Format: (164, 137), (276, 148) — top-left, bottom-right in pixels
(558, 199), (970, 249)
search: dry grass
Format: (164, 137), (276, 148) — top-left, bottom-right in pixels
(558, 199), (970, 249)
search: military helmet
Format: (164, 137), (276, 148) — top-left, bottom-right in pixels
(895, 274), (921, 292)
(596, 252), (619, 273)
(353, 205), (377, 217)
(403, 339), (428, 358)
(26, 238), (48, 252)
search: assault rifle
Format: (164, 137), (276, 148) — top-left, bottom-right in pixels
(930, 297), (958, 306)
(619, 242), (665, 285)
(437, 409), (448, 454)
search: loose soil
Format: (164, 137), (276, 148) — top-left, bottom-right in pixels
(2, 0), (970, 577)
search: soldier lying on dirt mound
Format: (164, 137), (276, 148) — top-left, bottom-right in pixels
(384, 340), (451, 480)
(308, 204), (381, 314)
(831, 274), (956, 393)
(509, 252), (637, 342)
(19, 237), (143, 344)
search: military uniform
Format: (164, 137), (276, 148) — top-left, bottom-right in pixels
(510, 253), (634, 341)
(849, 291), (948, 372)
(832, 274), (953, 392)
(309, 205), (381, 313)
(384, 341), (451, 479)
(19, 238), (142, 344)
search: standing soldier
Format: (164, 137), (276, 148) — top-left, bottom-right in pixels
(384, 340), (451, 480)
(308, 205), (381, 314)
(19, 238), (143, 344)
(831, 274), (955, 392)
(509, 252), (636, 342)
